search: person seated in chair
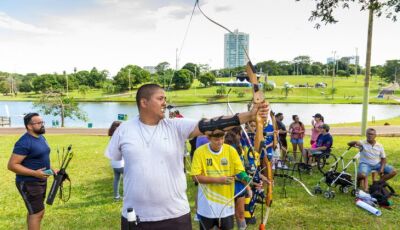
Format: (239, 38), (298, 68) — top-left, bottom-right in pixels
(302, 124), (333, 165)
(348, 128), (397, 192)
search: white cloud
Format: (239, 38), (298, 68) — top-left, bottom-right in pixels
(0, 0), (398, 75)
(0, 12), (57, 35)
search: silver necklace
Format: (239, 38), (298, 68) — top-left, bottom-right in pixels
(138, 119), (159, 148)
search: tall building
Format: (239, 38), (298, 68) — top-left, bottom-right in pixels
(224, 29), (249, 69)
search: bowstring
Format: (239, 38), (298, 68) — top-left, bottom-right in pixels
(165, 0), (198, 94)
(184, 152), (218, 230)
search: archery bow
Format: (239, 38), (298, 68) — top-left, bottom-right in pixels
(195, 0), (274, 228)
(47, 145), (73, 205)
(246, 63), (273, 230)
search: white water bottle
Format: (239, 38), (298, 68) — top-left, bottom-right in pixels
(127, 207), (138, 230)
(127, 208), (136, 222)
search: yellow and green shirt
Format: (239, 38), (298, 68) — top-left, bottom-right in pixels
(191, 143), (244, 218)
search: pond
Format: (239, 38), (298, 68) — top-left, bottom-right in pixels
(0, 101), (399, 128)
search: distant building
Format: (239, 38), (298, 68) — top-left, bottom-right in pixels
(143, 66), (156, 74)
(326, 57), (336, 64)
(327, 55), (359, 65)
(224, 29), (249, 69)
(341, 56), (360, 65)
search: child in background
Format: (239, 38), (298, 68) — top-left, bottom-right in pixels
(107, 121), (124, 201)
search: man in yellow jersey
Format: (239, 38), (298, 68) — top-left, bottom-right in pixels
(191, 131), (252, 230)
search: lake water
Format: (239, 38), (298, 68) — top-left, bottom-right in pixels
(0, 101), (399, 128)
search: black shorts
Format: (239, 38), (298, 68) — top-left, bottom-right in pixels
(198, 215), (234, 230)
(16, 181), (47, 215)
(121, 213), (191, 230)
(280, 136), (288, 149)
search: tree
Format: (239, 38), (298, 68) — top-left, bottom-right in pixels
(74, 70), (91, 86)
(114, 65), (150, 91)
(157, 69), (174, 89)
(182, 63), (200, 77)
(256, 60), (279, 75)
(311, 62), (324, 75)
(88, 67), (108, 88)
(155, 62), (170, 75)
(198, 72), (216, 87)
(78, 85), (90, 97)
(198, 64), (211, 73)
(172, 69), (192, 89)
(293, 56), (312, 75)
(330, 87), (338, 99)
(216, 85), (227, 96)
(298, 0), (400, 135)
(102, 81), (116, 94)
(381, 60), (400, 82)
(32, 74), (62, 93)
(0, 77), (9, 94)
(33, 92), (87, 127)
(281, 84), (293, 98)
(19, 78), (33, 93)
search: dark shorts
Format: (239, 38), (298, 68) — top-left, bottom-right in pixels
(121, 213), (191, 230)
(16, 181), (47, 215)
(280, 137), (288, 149)
(198, 215), (234, 230)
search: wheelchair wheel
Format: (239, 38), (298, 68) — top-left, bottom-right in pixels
(313, 186), (322, 194)
(351, 189), (357, 197)
(317, 153), (338, 174)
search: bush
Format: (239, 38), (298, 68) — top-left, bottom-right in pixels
(237, 91), (245, 98)
(336, 70), (350, 77)
(216, 85), (227, 96)
(263, 82), (275, 91)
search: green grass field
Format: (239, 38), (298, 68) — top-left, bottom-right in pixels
(1, 75), (399, 105)
(0, 134), (399, 229)
(330, 116), (400, 127)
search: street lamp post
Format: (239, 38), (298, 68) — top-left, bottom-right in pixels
(194, 67), (197, 96)
(128, 69), (131, 92)
(332, 51), (336, 99)
(64, 70), (68, 97)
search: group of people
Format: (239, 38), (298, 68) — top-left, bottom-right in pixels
(6, 83), (397, 230)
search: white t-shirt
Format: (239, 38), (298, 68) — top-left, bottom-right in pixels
(359, 140), (386, 166)
(105, 116), (197, 221)
(111, 159), (124, 168)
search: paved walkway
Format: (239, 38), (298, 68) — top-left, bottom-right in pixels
(0, 126), (399, 136)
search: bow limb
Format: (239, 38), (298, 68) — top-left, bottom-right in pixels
(245, 61), (273, 230)
(274, 173), (315, 197)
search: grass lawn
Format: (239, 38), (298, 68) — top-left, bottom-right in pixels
(0, 134), (399, 229)
(1, 75), (399, 105)
(330, 116), (400, 127)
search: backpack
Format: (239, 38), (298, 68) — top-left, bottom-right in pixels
(369, 180), (396, 206)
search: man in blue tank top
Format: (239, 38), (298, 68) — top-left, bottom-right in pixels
(8, 113), (54, 230)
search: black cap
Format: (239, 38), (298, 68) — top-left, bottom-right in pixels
(321, 124), (330, 132)
(313, 113), (322, 118)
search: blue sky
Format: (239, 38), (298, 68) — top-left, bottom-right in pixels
(0, 0), (399, 75)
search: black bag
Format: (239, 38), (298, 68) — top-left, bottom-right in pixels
(325, 171), (352, 186)
(369, 180), (396, 206)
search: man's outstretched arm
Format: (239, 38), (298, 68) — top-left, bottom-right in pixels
(189, 102), (269, 138)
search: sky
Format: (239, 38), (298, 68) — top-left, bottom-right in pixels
(0, 0), (399, 76)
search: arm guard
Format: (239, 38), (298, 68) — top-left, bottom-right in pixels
(198, 113), (240, 134)
(237, 171), (252, 184)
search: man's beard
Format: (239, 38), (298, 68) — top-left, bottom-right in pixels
(34, 126), (46, 135)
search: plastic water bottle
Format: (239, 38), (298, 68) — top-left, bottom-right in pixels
(127, 208), (138, 229)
